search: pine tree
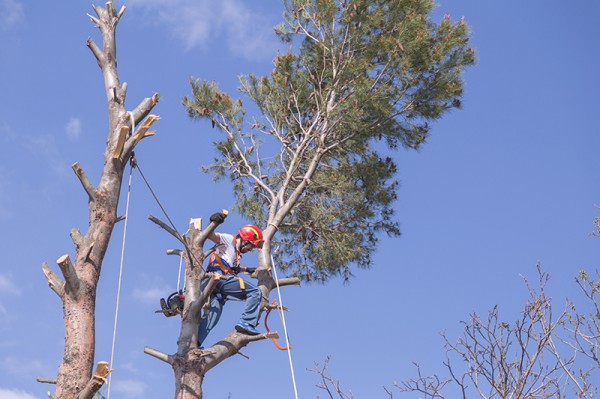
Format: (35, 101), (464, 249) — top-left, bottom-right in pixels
(185, 0), (475, 281)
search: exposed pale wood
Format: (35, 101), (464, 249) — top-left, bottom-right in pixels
(56, 254), (80, 296)
(131, 114), (159, 147)
(113, 125), (129, 159)
(72, 162), (96, 201)
(76, 361), (110, 399)
(117, 5), (126, 19)
(167, 249), (183, 256)
(190, 217), (202, 230)
(42, 262), (64, 297)
(93, 361), (109, 381)
(144, 346), (173, 365)
(86, 14), (100, 27)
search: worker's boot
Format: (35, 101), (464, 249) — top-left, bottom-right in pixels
(235, 321), (260, 335)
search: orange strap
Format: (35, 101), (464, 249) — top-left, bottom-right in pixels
(264, 299), (291, 351)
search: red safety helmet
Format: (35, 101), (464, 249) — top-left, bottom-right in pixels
(238, 225), (264, 248)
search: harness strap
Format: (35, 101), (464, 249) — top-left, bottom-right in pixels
(207, 236), (241, 275)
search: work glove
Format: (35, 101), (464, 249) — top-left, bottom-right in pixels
(209, 212), (226, 225)
(245, 267), (257, 274)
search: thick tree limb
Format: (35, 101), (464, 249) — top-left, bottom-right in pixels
(190, 273), (223, 316)
(72, 162), (96, 202)
(149, 215), (184, 243)
(167, 249), (184, 256)
(131, 94), (160, 125)
(76, 361), (109, 399)
(194, 209), (228, 248)
(56, 255), (80, 297)
(204, 331), (279, 372)
(42, 262), (64, 297)
(85, 37), (103, 64)
(144, 346), (174, 365)
(36, 377), (57, 384)
(275, 277), (301, 287)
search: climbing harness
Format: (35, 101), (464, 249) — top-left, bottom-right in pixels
(106, 156), (135, 399)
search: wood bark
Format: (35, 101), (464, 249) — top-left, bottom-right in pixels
(41, 2), (159, 399)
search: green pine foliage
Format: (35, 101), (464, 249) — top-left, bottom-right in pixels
(183, 0), (474, 282)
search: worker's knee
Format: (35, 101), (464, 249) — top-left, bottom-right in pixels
(246, 285), (260, 300)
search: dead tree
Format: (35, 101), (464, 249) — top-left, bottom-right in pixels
(396, 266), (597, 399)
(41, 2), (159, 398)
(144, 212), (299, 399)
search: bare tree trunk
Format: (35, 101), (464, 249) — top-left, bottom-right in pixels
(42, 2), (159, 398)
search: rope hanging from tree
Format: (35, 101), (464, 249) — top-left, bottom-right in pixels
(106, 157), (135, 399)
(269, 252), (299, 399)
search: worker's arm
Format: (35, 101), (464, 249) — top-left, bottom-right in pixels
(207, 211), (226, 244)
(207, 231), (220, 244)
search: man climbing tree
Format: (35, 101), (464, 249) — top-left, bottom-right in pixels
(154, 0), (475, 397)
(199, 213), (265, 344)
(41, 0), (474, 398)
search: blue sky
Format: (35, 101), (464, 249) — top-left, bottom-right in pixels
(1, 1), (599, 398)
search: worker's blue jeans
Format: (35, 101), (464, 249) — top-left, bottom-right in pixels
(197, 275), (261, 347)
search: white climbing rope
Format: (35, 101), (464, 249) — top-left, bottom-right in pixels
(270, 253), (299, 399)
(176, 251), (184, 292)
(107, 162), (134, 399)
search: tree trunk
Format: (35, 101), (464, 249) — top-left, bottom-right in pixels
(144, 215), (300, 398)
(43, 2), (159, 398)
(173, 352), (205, 399)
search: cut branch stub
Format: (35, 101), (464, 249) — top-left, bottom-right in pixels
(113, 125), (129, 160)
(72, 162), (96, 202)
(148, 215), (184, 244)
(42, 262), (65, 298)
(76, 361), (109, 399)
(144, 346), (174, 365)
(130, 114), (159, 147)
(56, 254), (80, 297)
(70, 228), (83, 248)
